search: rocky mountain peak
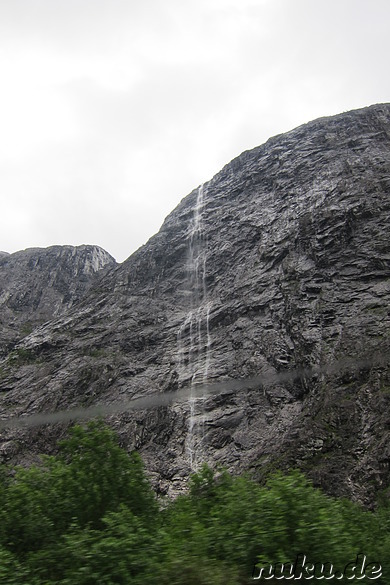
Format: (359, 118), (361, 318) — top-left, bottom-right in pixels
(0, 244), (116, 356)
(1, 104), (390, 504)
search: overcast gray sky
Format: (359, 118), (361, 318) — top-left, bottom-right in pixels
(0, 0), (389, 262)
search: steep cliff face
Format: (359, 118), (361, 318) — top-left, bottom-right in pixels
(1, 104), (390, 503)
(0, 245), (116, 356)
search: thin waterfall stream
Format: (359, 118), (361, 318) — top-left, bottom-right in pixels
(177, 184), (211, 470)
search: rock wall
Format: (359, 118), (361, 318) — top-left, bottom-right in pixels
(0, 245), (116, 356)
(0, 104), (390, 503)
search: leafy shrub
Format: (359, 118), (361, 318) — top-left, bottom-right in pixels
(0, 422), (387, 584)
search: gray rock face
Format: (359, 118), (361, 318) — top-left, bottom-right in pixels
(0, 245), (116, 356)
(1, 104), (390, 503)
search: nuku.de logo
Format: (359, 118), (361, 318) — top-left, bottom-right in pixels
(252, 553), (382, 580)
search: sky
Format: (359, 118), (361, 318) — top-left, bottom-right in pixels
(0, 0), (389, 263)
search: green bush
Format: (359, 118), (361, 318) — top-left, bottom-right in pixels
(0, 422), (387, 584)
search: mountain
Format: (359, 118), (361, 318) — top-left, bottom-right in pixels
(0, 245), (116, 356)
(1, 104), (390, 504)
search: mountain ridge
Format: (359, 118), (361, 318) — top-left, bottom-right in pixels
(0, 244), (116, 357)
(1, 103), (390, 503)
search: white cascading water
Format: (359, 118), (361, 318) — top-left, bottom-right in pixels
(177, 184), (211, 470)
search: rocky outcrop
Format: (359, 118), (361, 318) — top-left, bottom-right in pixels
(0, 245), (116, 356)
(0, 104), (390, 504)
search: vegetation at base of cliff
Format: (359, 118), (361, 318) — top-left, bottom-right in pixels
(0, 421), (388, 584)
(8, 347), (40, 366)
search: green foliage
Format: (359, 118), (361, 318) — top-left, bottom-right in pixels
(56, 420), (158, 528)
(0, 547), (31, 584)
(47, 507), (159, 585)
(0, 420), (158, 583)
(19, 322), (34, 337)
(82, 347), (106, 358)
(0, 423), (388, 584)
(8, 347), (39, 365)
(253, 471), (357, 570)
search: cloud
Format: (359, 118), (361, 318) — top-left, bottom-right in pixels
(0, 0), (389, 261)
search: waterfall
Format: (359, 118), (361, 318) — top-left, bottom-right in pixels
(177, 184), (211, 470)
